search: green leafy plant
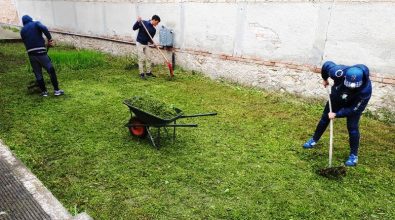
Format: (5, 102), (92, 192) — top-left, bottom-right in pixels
(49, 49), (108, 70)
(1, 25), (20, 33)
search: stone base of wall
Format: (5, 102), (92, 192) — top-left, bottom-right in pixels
(51, 32), (395, 115)
(175, 51), (394, 114)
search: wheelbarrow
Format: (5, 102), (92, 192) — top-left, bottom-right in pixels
(123, 100), (217, 148)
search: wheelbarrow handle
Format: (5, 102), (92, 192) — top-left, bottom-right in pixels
(164, 124), (198, 127)
(179, 112), (217, 118)
(125, 123), (198, 128)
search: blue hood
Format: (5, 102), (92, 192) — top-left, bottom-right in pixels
(22, 15), (33, 26)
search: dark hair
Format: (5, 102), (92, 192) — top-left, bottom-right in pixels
(152, 15), (161, 22)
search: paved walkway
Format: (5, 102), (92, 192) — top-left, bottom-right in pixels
(0, 23), (20, 40)
(0, 140), (92, 220)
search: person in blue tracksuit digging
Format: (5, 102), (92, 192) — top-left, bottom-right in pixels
(20, 15), (64, 97)
(303, 61), (372, 166)
(133, 15), (160, 80)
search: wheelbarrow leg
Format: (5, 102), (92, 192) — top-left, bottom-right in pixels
(157, 127), (161, 149)
(173, 120), (176, 143)
(146, 128), (158, 149)
(163, 127), (169, 136)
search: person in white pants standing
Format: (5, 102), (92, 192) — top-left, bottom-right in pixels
(132, 15), (161, 79)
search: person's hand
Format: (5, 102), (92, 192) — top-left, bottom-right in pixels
(48, 39), (55, 47)
(322, 79), (329, 88)
(137, 16), (141, 22)
(328, 112), (336, 119)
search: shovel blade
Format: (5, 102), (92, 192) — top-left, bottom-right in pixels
(318, 166), (346, 179)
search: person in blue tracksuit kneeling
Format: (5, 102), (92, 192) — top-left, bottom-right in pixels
(20, 15), (64, 97)
(303, 61), (372, 166)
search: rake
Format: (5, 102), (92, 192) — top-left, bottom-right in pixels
(140, 20), (174, 78)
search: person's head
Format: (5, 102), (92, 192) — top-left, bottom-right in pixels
(321, 61), (337, 75)
(344, 67), (364, 89)
(151, 15), (161, 27)
(22, 15), (33, 26)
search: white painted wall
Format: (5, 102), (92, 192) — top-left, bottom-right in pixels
(0, 0), (19, 24)
(242, 3), (319, 63)
(323, 3), (395, 74)
(13, 0), (395, 75)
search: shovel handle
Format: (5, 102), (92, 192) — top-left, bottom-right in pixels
(327, 86), (333, 168)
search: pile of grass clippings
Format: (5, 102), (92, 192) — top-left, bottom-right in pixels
(128, 95), (178, 119)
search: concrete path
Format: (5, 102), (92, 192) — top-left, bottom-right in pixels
(0, 23), (20, 40)
(0, 140), (92, 220)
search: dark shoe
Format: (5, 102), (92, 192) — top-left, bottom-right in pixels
(41, 91), (49, 97)
(140, 73), (147, 80)
(146, 72), (156, 77)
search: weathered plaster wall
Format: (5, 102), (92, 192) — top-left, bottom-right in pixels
(0, 0), (19, 24)
(52, 32), (395, 114)
(7, 0), (395, 112)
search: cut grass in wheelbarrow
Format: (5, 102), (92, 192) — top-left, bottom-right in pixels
(124, 96), (217, 148)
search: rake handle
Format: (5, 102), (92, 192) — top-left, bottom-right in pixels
(140, 20), (169, 63)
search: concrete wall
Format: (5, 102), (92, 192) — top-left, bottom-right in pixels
(8, 0), (395, 113)
(0, 0), (19, 24)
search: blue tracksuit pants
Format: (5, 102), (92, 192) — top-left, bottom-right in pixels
(312, 101), (361, 155)
(28, 54), (59, 92)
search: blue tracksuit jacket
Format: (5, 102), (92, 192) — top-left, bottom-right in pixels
(20, 15), (52, 55)
(321, 61), (372, 117)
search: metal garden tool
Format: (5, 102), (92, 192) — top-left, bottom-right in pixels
(318, 86), (346, 179)
(140, 20), (174, 78)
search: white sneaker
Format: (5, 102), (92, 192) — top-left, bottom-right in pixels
(54, 90), (64, 96)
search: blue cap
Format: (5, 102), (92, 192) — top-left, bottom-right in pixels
(344, 67), (363, 88)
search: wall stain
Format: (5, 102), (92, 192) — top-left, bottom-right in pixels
(248, 22), (281, 51)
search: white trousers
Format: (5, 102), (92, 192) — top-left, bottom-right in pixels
(136, 42), (152, 74)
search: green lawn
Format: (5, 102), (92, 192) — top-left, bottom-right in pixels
(0, 42), (394, 219)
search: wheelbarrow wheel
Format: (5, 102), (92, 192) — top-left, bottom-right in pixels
(129, 117), (147, 138)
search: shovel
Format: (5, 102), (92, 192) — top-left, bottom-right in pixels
(318, 86), (346, 179)
(140, 20), (174, 78)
